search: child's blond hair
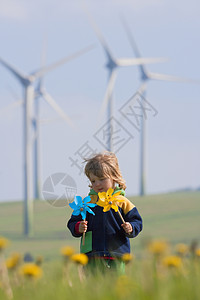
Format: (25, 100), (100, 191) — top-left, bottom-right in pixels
(84, 151), (126, 190)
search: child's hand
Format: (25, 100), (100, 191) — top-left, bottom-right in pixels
(79, 221), (88, 233)
(121, 222), (133, 234)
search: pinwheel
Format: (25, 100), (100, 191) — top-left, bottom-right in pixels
(96, 188), (125, 223)
(69, 195), (96, 245)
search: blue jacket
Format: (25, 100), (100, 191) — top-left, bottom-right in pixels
(67, 190), (143, 258)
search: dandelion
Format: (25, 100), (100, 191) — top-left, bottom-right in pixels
(19, 263), (42, 279)
(70, 253), (88, 265)
(175, 243), (189, 256)
(6, 253), (21, 270)
(147, 240), (169, 256)
(60, 246), (75, 258)
(0, 237), (10, 252)
(121, 253), (133, 264)
(163, 255), (182, 268)
(195, 248), (200, 257)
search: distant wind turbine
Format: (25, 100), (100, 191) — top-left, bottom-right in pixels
(32, 40), (74, 201)
(84, 8), (166, 152)
(0, 44), (94, 236)
(121, 18), (200, 196)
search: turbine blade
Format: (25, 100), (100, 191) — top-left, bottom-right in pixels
(40, 117), (61, 125)
(149, 72), (200, 84)
(117, 57), (167, 66)
(137, 82), (148, 94)
(0, 57), (27, 84)
(120, 16), (149, 77)
(38, 37), (48, 90)
(97, 69), (117, 125)
(120, 16), (142, 59)
(41, 91), (74, 127)
(32, 44), (95, 79)
(0, 100), (23, 115)
(82, 3), (115, 64)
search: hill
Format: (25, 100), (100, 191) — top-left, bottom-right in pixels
(0, 191), (200, 259)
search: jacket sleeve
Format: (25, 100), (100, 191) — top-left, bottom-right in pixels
(125, 206), (143, 238)
(119, 196), (143, 238)
(67, 214), (83, 238)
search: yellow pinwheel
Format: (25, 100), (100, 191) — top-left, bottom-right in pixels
(97, 188), (124, 212)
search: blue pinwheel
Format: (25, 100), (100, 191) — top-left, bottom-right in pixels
(69, 195), (96, 220)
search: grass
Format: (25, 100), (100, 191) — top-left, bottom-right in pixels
(0, 191), (200, 259)
(1, 191), (200, 300)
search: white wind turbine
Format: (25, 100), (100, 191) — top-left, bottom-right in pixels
(32, 76), (74, 201)
(121, 18), (200, 196)
(85, 11), (166, 152)
(0, 44), (94, 236)
(32, 40), (75, 201)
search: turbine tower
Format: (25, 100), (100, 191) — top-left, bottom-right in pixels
(0, 44), (94, 236)
(122, 18), (200, 196)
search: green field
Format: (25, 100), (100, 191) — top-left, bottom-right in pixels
(0, 191), (200, 260)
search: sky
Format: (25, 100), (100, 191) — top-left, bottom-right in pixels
(0, 0), (200, 202)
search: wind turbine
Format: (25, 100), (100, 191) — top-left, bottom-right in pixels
(32, 40), (74, 201)
(84, 9), (166, 152)
(0, 44), (94, 236)
(33, 77), (74, 201)
(121, 18), (200, 196)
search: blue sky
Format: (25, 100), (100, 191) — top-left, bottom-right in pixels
(0, 0), (200, 201)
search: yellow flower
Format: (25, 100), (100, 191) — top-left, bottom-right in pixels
(147, 240), (169, 255)
(60, 246), (75, 257)
(97, 188), (124, 212)
(195, 248), (200, 257)
(175, 243), (189, 256)
(6, 253), (21, 270)
(19, 263), (42, 279)
(0, 237), (10, 251)
(70, 253), (88, 265)
(163, 255), (182, 268)
(121, 253), (133, 264)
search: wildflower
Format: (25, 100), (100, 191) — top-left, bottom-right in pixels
(71, 253), (88, 265)
(60, 246), (75, 258)
(175, 243), (189, 256)
(147, 240), (169, 255)
(163, 255), (182, 268)
(19, 263), (42, 279)
(6, 253), (21, 270)
(195, 248), (200, 257)
(97, 188), (124, 212)
(0, 237), (10, 251)
(121, 253), (133, 264)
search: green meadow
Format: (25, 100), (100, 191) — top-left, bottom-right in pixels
(0, 191), (200, 300)
(0, 191), (200, 259)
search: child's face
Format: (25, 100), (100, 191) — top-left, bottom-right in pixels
(89, 173), (115, 193)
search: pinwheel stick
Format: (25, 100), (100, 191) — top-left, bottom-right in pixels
(117, 209), (125, 224)
(82, 219), (86, 246)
